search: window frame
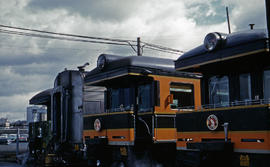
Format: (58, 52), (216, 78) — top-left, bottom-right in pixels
(169, 82), (195, 109)
(239, 73), (252, 101)
(208, 75), (230, 107)
(263, 70), (270, 100)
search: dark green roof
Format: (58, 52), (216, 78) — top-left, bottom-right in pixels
(176, 29), (269, 71)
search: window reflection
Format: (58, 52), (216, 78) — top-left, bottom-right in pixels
(108, 87), (135, 112)
(239, 73), (251, 101)
(138, 84), (152, 112)
(264, 70), (270, 100)
(209, 76), (229, 106)
(170, 83), (194, 109)
(110, 88), (120, 112)
(108, 83), (153, 113)
(123, 87), (134, 110)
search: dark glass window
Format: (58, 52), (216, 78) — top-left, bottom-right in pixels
(209, 76), (229, 106)
(84, 101), (103, 114)
(239, 73), (251, 101)
(123, 87), (135, 110)
(170, 83), (194, 109)
(263, 70), (270, 100)
(108, 87), (135, 112)
(110, 88), (121, 112)
(138, 84), (152, 112)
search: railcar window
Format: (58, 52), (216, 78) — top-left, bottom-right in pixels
(123, 87), (135, 110)
(84, 101), (103, 114)
(110, 88), (121, 112)
(239, 73), (251, 101)
(209, 76), (229, 107)
(138, 84), (152, 112)
(83, 89), (105, 114)
(108, 87), (135, 112)
(263, 70), (270, 100)
(170, 83), (194, 109)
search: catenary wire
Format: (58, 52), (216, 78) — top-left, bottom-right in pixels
(0, 24), (185, 55)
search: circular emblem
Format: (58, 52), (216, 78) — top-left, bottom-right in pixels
(94, 119), (102, 131)
(206, 114), (218, 130)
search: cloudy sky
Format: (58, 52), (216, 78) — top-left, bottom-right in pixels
(0, 0), (267, 121)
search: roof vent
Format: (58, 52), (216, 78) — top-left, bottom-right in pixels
(249, 24), (255, 30)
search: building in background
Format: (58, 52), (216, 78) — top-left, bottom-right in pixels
(27, 106), (47, 124)
(0, 118), (10, 129)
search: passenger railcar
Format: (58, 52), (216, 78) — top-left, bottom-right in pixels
(83, 54), (201, 166)
(28, 69), (105, 166)
(175, 29), (270, 167)
(28, 30), (270, 167)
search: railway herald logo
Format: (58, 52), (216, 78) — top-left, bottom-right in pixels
(94, 119), (102, 131)
(206, 114), (219, 130)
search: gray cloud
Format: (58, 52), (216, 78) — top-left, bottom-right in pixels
(0, 66), (53, 96)
(27, 0), (143, 22)
(229, 0), (266, 31)
(184, 1), (227, 25)
(0, 0), (267, 121)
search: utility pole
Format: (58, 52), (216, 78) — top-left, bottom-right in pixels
(137, 37), (141, 56)
(16, 128), (20, 157)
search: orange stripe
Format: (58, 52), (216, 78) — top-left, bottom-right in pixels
(83, 129), (134, 142)
(154, 128), (176, 141)
(83, 129), (106, 139)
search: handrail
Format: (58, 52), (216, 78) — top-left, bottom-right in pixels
(177, 98), (270, 111)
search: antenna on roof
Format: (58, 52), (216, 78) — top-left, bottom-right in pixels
(266, 0), (270, 38)
(226, 7), (231, 34)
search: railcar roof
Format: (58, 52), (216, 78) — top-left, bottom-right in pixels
(85, 55), (201, 86)
(97, 55), (176, 72)
(29, 88), (52, 105)
(175, 29), (269, 71)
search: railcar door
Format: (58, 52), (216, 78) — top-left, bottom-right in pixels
(135, 82), (155, 144)
(52, 86), (69, 145)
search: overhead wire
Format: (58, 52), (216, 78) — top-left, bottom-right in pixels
(142, 41), (185, 54)
(144, 46), (181, 55)
(0, 24), (136, 43)
(0, 24), (185, 55)
(0, 28), (133, 46)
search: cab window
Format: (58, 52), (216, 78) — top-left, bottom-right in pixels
(138, 84), (152, 112)
(209, 76), (229, 107)
(123, 87), (135, 110)
(110, 88), (121, 112)
(239, 73), (251, 101)
(108, 87), (135, 112)
(170, 83), (194, 109)
(263, 70), (270, 100)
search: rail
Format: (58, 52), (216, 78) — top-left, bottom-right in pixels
(177, 98), (270, 111)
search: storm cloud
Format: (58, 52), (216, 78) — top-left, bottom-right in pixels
(28, 0), (144, 22)
(0, 0), (267, 121)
